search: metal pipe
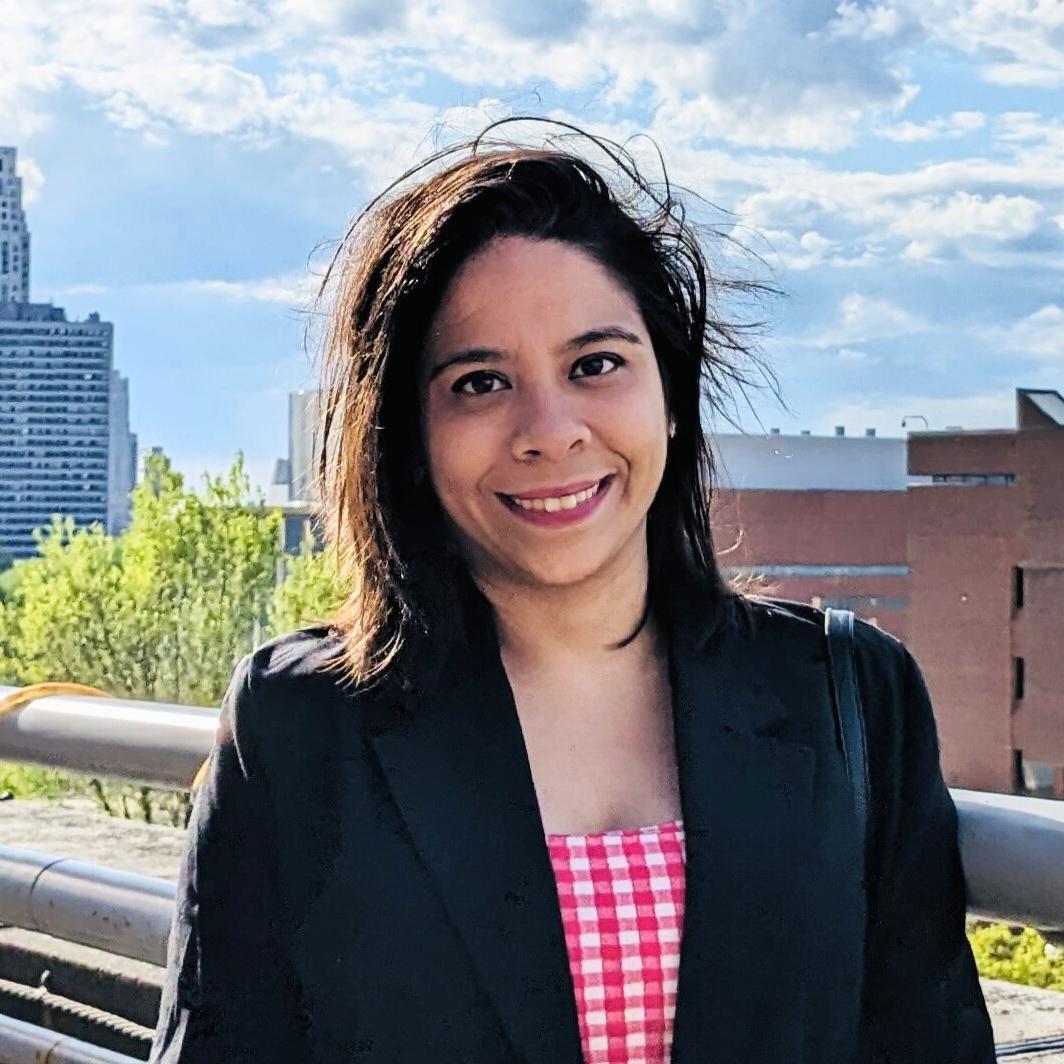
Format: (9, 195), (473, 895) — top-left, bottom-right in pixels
(2, 687), (1064, 944)
(0, 1012), (141, 1063)
(0, 845), (174, 967)
(954, 789), (1064, 933)
(0, 685), (216, 788)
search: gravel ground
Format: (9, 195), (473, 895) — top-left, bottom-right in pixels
(1, 795), (1062, 1056)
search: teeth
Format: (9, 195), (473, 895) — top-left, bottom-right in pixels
(511, 482), (601, 512)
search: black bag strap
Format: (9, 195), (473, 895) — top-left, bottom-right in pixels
(823, 608), (870, 884)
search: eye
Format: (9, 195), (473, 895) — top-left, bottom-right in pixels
(452, 371), (509, 396)
(571, 353), (623, 379)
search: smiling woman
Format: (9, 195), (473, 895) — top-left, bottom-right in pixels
(421, 237), (669, 595)
(149, 121), (996, 1064)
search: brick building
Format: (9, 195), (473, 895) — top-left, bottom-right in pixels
(710, 388), (1064, 797)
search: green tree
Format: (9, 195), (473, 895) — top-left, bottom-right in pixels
(267, 528), (345, 638)
(0, 451), (283, 822)
(2, 451), (280, 706)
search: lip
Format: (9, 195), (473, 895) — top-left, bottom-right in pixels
(497, 475), (615, 528)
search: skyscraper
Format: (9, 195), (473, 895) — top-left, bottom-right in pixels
(0, 147), (30, 304)
(0, 146), (136, 563)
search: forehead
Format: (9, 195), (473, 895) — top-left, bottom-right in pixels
(425, 237), (644, 356)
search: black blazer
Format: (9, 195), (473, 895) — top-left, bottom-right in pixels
(150, 591), (995, 1063)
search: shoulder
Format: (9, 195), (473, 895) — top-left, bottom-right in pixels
(740, 595), (941, 803)
(245, 624), (349, 692)
(218, 626), (369, 776)
(734, 594), (910, 676)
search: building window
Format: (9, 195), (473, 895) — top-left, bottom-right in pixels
(931, 473), (1017, 485)
(1013, 566), (1024, 610)
(1014, 656), (1025, 701)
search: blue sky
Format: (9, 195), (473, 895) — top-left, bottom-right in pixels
(3, 0), (1063, 491)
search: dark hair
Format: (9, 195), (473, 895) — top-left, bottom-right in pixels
(314, 119), (773, 691)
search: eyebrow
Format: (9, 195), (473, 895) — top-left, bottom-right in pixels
(426, 325), (643, 382)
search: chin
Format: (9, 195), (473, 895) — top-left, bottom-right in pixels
(508, 549), (618, 589)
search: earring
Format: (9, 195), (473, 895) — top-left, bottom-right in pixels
(667, 419), (677, 439)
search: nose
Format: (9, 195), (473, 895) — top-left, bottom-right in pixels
(509, 384), (591, 463)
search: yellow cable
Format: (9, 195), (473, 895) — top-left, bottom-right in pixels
(0, 681), (110, 718)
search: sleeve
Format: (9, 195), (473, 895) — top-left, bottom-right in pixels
(149, 653), (309, 1063)
(854, 633), (996, 1063)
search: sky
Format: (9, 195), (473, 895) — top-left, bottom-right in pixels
(2, 0), (1063, 492)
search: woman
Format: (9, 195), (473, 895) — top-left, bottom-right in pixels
(150, 126), (996, 1063)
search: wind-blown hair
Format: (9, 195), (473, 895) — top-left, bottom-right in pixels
(313, 119), (773, 692)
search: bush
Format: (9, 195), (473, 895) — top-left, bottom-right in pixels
(967, 919), (1064, 991)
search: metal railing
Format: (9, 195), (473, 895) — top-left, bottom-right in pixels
(0, 684), (1063, 1061)
(0, 846), (173, 968)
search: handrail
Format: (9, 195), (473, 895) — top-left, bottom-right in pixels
(0, 684), (215, 788)
(0, 844), (174, 967)
(0, 1013), (140, 1063)
(1, 687), (1064, 940)
(955, 790), (1064, 936)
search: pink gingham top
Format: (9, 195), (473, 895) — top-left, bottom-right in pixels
(546, 819), (687, 1064)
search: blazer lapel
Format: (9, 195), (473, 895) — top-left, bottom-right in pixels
(369, 590), (818, 1064)
(666, 597), (818, 1062)
(367, 619), (584, 1064)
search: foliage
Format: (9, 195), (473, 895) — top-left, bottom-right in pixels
(0, 451), (283, 824)
(267, 526), (345, 638)
(967, 919), (1064, 991)
(0, 760), (85, 802)
(2, 451), (280, 705)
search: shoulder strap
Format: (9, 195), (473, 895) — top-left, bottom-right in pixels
(823, 608), (870, 883)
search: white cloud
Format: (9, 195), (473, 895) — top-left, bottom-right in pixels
(918, 0), (1064, 89)
(53, 283), (108, 296)
(830, 1), (909, 41)
(986, 305), (1064, 362)
(890, 191), (1043, 242)
(877, 110), (985, 143)
(155, 273), (319, 305)
(14, 154), (45, 206)
(811, 293), (926, 347)
(185, 0), (268, 28)
(0, 0), (926, 157)
(754, 227), (880, 272)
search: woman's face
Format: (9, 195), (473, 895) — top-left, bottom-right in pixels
(420, 236), (670, 591)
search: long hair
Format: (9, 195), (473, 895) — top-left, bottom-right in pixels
(313, 119), (774, 692)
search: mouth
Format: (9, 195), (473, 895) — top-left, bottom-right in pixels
(496, 475), (615, 524)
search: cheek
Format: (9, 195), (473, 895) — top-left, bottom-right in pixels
(610, 389), (668, 469)
(423, 407), (493, 511)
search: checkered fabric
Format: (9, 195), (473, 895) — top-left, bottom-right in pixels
(546, 819), (687, 1064)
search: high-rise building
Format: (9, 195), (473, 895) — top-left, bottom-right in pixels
(108, 368), (137, 534)
(0, 146), (136, 563)
(0, 148), (30, 305)
(268, 390), (323, 553)
(288, 389), (321, 503)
